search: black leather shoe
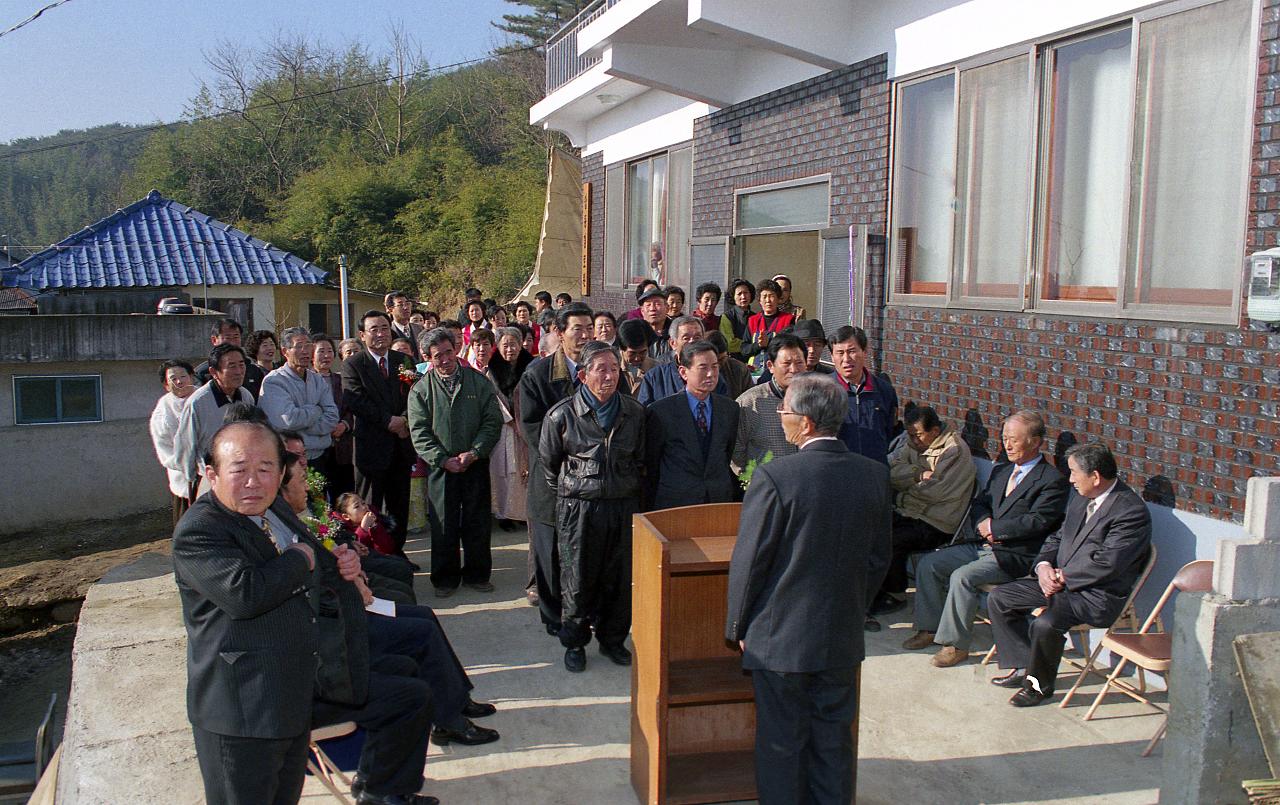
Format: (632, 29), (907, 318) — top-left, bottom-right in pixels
(462, 699), (496, 718)
(433, 585), (458, 599)
(430, 719), (500, 746)
(355, 793), (439, 805)
(565, 647), (586, 672)
(351, 775), (366, 799)
(868, 592), (906, 616)
(863, 615), (882, 632)
(1009, 685), (1051, 707)
(600, 643), (632, 666)
(545, 622), (561, 637)
(990, 669), (1028, 688)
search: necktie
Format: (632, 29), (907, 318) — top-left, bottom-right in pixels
(696, 400), (708, 436)
(1086, 499), (1099, 521)
(379, 356), (388, 378)
(259, 517), (282, 555)
(1004, 467), (1022, 497)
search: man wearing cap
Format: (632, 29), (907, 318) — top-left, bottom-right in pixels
(793, 319), (833, 375)
(636, 286), (672, 360)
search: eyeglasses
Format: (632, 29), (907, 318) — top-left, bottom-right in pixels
(777, 408), (801, 417)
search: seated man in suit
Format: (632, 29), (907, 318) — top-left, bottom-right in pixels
(869, 405), (976, 622)
(902, 410), (1070, 668)
(726, 374), (891, 805)
(988, 442), (1153, 706)
(644, 340), (740, 510)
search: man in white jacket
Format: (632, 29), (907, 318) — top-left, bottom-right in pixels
(148, 359), (197, 527)
(258, 327), (340, 462)
(174, 344), (256, 501)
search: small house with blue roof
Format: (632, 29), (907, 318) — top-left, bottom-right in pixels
(3, 189), (381, 333)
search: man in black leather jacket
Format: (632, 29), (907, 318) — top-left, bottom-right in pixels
(539, 341), (645, 673)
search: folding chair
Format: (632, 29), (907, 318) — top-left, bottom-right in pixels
(0, 693), (57, 797)
(308, 721), (358, 803)
(1074, 559), (1214, 757)
(1059, 542), (1162, 701)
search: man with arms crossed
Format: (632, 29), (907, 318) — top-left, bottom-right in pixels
(727, 374), (891, 804)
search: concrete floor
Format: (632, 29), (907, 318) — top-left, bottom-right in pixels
(302, 526), (1164, 805)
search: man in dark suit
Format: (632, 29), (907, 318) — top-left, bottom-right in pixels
(727, 374), (892, 805)
(903, 410), (1071, 668)
(518, 302), (594, 637)
(643, 340), (739, 510)
(386, 291), (425, 363)
(988, 442), (1153, 706)
(342, 310), (416, 552)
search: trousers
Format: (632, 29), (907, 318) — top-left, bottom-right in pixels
(882, 512), (951, 594)
(426, 461), (492, 588)
(752, 666), (858, 805)
(367, 605), (472, 729)
(530, 519), (562, 631)
(988, 578), (1117, 693)
(191, 727), (309, 805)
(556, 497), (635, 649)
(911, 543), (1014, 650)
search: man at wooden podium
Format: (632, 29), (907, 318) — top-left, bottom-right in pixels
(726, 373), (892, 804)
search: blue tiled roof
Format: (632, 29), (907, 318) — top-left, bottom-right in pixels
(5, 190), (328, 289)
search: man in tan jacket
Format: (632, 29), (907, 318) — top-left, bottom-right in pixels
(868, 405), (976, 621)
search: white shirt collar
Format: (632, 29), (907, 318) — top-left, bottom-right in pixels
(1087, 480), (1118, 517)
(799, 435), (839, 450)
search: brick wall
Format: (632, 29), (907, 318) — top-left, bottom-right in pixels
(691, 55), (892, 354)
(881, 2), (1280, 522)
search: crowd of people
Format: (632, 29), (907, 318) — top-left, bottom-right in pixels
(149, 275), (1153, 804)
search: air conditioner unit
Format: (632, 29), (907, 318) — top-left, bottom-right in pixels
(1247, 248), (1280, 325)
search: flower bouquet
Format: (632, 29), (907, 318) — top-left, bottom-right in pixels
(398, 365), (421, 386)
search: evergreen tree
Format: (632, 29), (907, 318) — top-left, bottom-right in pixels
(493, 0), (594, 52)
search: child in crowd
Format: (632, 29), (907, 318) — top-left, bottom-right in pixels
(337, 492), (399, 557)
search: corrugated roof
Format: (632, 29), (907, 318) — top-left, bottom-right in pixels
(5, 190), (327, 289)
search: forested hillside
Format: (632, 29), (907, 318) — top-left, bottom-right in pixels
(0, 31), (559, 302)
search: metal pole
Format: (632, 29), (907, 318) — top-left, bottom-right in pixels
(338, 254), (350, 340)
(202, 244), (209, 309)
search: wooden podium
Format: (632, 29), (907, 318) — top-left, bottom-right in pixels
(630, 503), (860, 804)
(631, 503), (752, 805)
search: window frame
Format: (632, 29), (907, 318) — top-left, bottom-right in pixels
(611, 142), (693, 292)
(885, 0), (1259, 325)
(733, 175), (833, 236)
(13, 374), (104, 426)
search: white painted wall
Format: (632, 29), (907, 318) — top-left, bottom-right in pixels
(584, 89), (711, 164)
(181, 284), (277, 331)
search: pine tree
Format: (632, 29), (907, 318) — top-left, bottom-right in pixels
(493, 0), (594, 53)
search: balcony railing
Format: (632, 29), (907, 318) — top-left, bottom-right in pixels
(544, 0), (622, 94)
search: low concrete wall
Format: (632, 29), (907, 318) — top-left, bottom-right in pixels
(0, 416), (169, 534)
(56, 552), (202, 804)
(0, 314), (218, 363)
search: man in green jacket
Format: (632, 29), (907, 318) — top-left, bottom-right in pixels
(409, 328), (503, 597)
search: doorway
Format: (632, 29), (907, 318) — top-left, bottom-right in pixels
(733, 231), (821, 317)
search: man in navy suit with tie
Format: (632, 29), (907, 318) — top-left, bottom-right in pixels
(643, 340), (739, 510)
(902, 410), (1070, 668)
(987, 442), (1152, 706)
(341, 310), (416, 552)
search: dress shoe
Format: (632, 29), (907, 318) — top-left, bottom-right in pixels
(930, 646), (969, 668)
(901, 630), (936, 650)
(465, 581), (495, 593)
(564, 647), (587, 672)
(990, 669), (1027, 688)
(430, 719), (500, 747)
(497, 518), (518, 532)
(462, 699), (497, 718)
(545, 622), (561, 637)
(526, 588), (540, 607)
(433, 585), (458, 599)
(1009, 685), (1051, 707)
(600, 643), (632, 666)
(863, 615), (882, 632)
(351, 775), (366, 799)
(868, 592), (907, 616)
(356, 793), (439, 805)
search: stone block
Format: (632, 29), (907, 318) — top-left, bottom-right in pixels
(1217, 539), (1280, 600)
(1244, 477), (1280, 542)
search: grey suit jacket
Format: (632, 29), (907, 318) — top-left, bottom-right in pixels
(1032, 480), (1152, 622)
(643, 391), (739, 510)
(726, 440), (892, 672)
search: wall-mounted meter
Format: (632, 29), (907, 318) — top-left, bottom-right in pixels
(1247, 248), (1280, 326)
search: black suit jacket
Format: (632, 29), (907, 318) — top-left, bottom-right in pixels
(644, 391), (739, 510)
(341, 349), (414, 474)
(726, 440), (892, 672)
(518, 350), (577, 525)
(1034, 480), (1152, 621)
(173, 493), (318, 739)
(970, 459), (1071, 578)
(389, 321), (425, 362)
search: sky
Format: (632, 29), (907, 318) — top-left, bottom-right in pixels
(0, 0), (519, 143)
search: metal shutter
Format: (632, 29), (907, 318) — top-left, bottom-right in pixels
(690, 238), (729, 300)
(819, 227), (853, 333)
